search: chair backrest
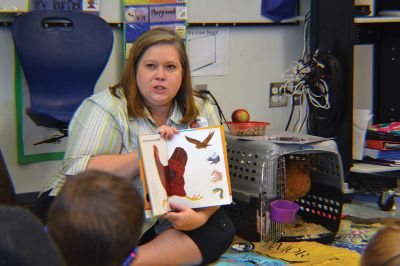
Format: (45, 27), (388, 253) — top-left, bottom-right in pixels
(12, 11), (113, 126)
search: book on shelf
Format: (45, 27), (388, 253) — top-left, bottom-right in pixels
(365, 139), (400, 150)
(363, 147), (400, 160)
(366, 130), (400, 142)
(360, 157), (400, 167)
(138, 125), (232, 218)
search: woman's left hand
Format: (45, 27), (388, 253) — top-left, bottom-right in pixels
(157, 125), (179, 140)
(162, 202), (208, 231)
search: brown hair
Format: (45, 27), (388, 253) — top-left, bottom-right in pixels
(110, 27), (203, 123)
(47, 170), (144, 266)
(361, 223), (400, 266)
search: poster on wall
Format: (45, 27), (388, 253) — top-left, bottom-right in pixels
(187, 27), (229, 76)
(123, 0), (187, 57)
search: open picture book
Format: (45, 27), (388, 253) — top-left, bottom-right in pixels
(138, 125), (232, 218)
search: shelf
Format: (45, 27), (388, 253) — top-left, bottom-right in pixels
(355, 16), (400, 24)
(351, 162), (400, 173)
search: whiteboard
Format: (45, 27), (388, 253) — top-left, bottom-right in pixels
(100, 0), (297, 24)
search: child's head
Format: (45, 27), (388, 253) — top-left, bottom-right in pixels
(47, 170), (144, 266)
(0, 205), (65, 265)
(361, 222), (400, 266)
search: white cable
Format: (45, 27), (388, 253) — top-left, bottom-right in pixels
(305, 79), (330, 109)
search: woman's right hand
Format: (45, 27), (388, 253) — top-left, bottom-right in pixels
(157, 125), (179, 140)
(163, 202), (208, 231)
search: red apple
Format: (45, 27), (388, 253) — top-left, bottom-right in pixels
(190, 120), (200, 128)
(231, 109), (250, 123)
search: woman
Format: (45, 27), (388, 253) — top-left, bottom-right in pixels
(36, 27), (235, 265)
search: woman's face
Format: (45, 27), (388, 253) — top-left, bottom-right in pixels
(136, 43), (183, 110)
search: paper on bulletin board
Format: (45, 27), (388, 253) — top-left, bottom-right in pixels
(33, 0), (100, 13)
(124, 0), (186, 5)
(187, 27), (229, 77)
(123, 1), (187, 57)
(0, 0), (29, 12)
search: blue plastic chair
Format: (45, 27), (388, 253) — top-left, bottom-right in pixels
(12, 11), (113, 144)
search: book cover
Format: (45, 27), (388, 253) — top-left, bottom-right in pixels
(363, 147), (400, 160)
(138, 125), (232, 218)
(365, 139), (400, 150)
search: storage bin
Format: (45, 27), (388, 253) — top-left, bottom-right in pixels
(223, 135), (344, 244)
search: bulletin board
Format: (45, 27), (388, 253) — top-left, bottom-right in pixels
(95, 0), (298, 24)
(122, 0), (188, 57)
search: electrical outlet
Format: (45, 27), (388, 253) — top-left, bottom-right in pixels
(195, 84), (208, 92)
(269, 82), (287, 107)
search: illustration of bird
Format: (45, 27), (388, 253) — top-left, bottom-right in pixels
(207, 152), (220, 164)
(211, 170), (223, 183)
(212, 188), (224, 199)
(185, 131), (214, 149)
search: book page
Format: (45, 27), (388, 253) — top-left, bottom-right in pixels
(165, 126), (232, 209)
(138, 134), (170, 217)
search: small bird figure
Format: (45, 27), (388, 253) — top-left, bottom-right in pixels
(211, 170), (223, 183)
(207, 152), (220, 164)
(212, 188), (224, 199)
(185, 131), (214, 149)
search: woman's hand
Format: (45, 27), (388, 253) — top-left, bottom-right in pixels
(157, 125), (179, 140)
(162, 202), (208, 231)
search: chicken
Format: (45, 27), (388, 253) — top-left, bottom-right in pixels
(285, 160), (311, 202)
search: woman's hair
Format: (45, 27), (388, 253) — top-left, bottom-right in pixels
(361, 223), (400, 266)
(47, 170), (144, 266)
(111, 27), (202, 123)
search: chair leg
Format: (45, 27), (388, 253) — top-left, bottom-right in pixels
(0, 150), (16, 205)
(33, 130), (67, 146)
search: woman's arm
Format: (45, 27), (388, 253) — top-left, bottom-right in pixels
(86, 152), (140, 179)
(87, 125), (179, 179)
(62, 96), (137, 178)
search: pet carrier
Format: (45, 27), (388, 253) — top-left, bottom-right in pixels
(223, 134), (345, 244)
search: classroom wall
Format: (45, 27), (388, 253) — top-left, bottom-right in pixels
(0, 4), (307, 194)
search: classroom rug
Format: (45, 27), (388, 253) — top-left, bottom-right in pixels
(211, 216), (387, 265)
(330, 215), (385, 254)
(211, 239), (361, 265)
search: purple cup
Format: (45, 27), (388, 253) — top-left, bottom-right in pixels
(270, 200), (299, 223)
